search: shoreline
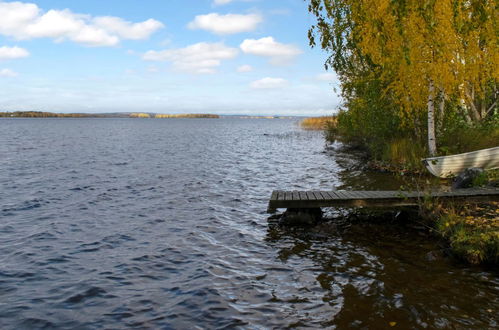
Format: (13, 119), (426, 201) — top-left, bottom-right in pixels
(341, 142), (498, 265)
(297, 120), (498, 265)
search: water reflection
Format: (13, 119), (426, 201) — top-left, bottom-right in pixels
(266, 214), (499, 328)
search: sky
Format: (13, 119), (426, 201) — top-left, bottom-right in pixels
(0, 0), (341, 115)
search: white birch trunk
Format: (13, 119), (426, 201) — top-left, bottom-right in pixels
(438, 91), (445, 130)
(427, 81), (437, 156)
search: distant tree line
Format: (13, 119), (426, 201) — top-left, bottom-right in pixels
(0, 111), (102, 118)
(0, 112), (221, 119)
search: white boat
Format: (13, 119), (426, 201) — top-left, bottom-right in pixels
(422, 146), (499, 178)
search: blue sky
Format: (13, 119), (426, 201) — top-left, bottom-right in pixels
(0, 0), (340, 115)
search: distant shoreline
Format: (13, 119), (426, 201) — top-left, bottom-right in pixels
(0, 111), (296, 119)
(0, 111), (112, 118)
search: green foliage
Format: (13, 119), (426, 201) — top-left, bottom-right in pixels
(438, 107), (499, 155)
(471, 172), (489, 187)
(327, 74), (429, 170)
(436, 210), (499, 265)
(309, 0), (498, 170)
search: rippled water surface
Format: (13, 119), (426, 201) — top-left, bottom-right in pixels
(0, 118), (497, 329)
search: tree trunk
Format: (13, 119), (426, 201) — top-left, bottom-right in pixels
(438, 90), (445, 130)
(465, 85), (482, 122)
(427, 81), (437, 156)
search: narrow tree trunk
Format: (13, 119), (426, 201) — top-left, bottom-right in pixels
(465, 85), (481, 122)
(427, 81), (437, 156)
(438, 90), (445, 130)
(459, 98), (472, 123)
(480, 101), (486, 119)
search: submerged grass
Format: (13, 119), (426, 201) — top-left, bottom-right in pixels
(414, 170), (499, 265)
(300, 116), (337, 130)
(431, 203), (499, 265)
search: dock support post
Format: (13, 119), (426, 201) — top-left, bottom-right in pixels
(279, 208), (323, 226)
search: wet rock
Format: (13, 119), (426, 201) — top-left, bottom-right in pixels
(452, 167), (484, 189)
(425, 250), (444, 262)
(279, 208), (322, 226)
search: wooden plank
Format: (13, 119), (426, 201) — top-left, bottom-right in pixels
(334, 191), (350, 199)
(368, 190), (390, 198)
(267, 189), (499, 212)
(318, 191), (331, 200)
(327, 190), (341, 199)
(313, 191), (325, 200)
(324, 191), (339, 200)
(320, 191), (332, 200)
(373, 190), (396, 198)
(355, 191), (377, 199)
(343, 191), (361, 199)
(306, 191), (316, 200)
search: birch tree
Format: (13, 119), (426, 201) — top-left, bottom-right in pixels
(308, 0), (498, 156)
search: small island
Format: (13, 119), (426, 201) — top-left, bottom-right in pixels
(154, 114), (219, 119)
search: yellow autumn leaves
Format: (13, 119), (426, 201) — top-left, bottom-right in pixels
(344, 0), (497, 122)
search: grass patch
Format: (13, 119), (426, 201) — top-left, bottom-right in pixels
(418, 193), (499, 265)
(434, 203), (499, 265)
(300, 116), (337, 130)
(380, 138), (427, 172)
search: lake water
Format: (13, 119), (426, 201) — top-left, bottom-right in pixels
(0, 118), (497, 329)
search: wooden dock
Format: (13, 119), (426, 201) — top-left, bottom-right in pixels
(267, 189), (499, 213)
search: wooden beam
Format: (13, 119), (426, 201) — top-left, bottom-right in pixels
(267, 189), (499, 213)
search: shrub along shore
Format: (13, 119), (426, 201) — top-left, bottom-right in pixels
(300, 116), (498, 265)
(304, 1), (497, 265)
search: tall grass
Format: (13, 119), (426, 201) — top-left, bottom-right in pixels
(130, 113), (151, 118)
(435, 205), (498, 265)
(300, 116), (337, 130)
(382, 138), (427, 170)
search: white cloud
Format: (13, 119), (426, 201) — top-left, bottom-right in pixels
(147, 66), (159, 73)
(188, 13), (262, 35)
(143, 42), (239, 74)
(250, 77), (288, 89)
(316, 72), (336, 81)
(0, 1), (163, 47)
(0, 68), (18, 77)
(237, 64), (253, 73)
(213, 0), (234, 5)
(93, 17), (164, 40)
(240, 37), (301, 64)
(0, 46), (29, 60)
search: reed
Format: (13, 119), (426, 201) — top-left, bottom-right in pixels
(300, 116), (337, 130)
(130, 113), (151, 118)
